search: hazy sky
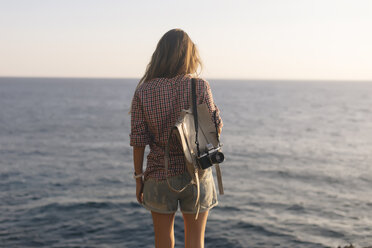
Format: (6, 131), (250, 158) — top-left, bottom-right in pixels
(1, 0), (371, 80)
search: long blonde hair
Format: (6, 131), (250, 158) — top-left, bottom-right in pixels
(136, 29), (202, 91)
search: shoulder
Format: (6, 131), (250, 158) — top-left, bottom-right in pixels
(186, 75), (207, 85)
(192, 77), (211, 91)
(134, 78), (163, 96)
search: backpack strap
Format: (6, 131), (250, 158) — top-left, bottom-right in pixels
(214, 164), (224, 195)
(164, 126), (192, 193)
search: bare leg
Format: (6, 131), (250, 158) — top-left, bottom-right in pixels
(183, 211), (209, 248)
(151, 211), (176, 248)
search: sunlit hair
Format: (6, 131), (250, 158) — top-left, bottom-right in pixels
(136, 28), (202, 90)
(129, 29), (202, 114)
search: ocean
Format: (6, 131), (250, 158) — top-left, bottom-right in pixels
(0, 77), (372, 248)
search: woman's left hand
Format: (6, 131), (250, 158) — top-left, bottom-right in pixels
(136, 179), (144, 204)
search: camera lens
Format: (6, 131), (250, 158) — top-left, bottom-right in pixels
(211, 152), (224, 163)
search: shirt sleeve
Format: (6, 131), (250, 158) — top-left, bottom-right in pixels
(130, 91), (151, 147)
(202, 80), (223, 130)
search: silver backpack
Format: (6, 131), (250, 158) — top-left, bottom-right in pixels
(164, 78), (224, 219)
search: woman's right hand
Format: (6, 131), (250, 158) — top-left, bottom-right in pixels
(136, 179), (144, 204)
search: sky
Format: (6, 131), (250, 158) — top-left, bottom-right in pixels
(0, 0), (371, 80)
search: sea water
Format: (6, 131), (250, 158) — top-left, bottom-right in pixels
(1, 77), (372, 247)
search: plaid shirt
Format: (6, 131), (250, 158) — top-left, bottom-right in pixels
(130, 74), (223, 181)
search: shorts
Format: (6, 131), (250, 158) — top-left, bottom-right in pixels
(142, 168), (218, 214)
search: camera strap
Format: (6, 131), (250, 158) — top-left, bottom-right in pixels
(191, 78), (201, 157)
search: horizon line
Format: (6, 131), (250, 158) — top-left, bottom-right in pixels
(0, 75), (372, 83)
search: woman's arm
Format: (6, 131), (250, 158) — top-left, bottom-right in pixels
(201, 79), (223, 132)
(133, 146), (145, 204)
(130, 90), (150, 204)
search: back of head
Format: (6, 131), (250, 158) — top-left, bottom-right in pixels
(139, 29), (202, 85)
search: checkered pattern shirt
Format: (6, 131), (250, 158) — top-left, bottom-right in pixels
(130, 74), (223, 181)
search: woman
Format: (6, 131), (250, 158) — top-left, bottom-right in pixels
(130, 29), (223, 248)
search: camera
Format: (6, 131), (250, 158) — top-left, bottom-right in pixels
(197, 143), (225, 169)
